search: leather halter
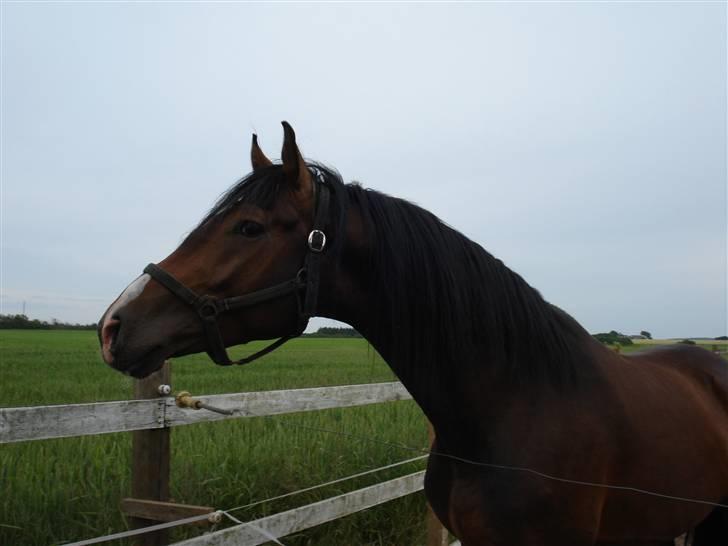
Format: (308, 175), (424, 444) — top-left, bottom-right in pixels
(143, 178), (331, 366)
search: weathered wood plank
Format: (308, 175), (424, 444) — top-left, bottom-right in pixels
(173, 471), (425, 546)
(164, 382), (412, 427)
(0, 398), (164, 443)
(0, 382), (412, 443)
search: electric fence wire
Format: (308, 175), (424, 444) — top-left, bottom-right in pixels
(58, 453), (428, 546)
(249, 411), (728, 511)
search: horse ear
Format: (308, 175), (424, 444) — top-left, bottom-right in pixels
(281, 121), (313, 197)
(251, 134), (273, 171)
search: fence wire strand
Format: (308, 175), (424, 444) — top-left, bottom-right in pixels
(58, 454), (428, 546)
(225, 454), (428, 515)
(59, 513), (214, 546)
(259, 414), (728, 511)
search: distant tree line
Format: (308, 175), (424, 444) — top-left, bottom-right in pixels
(305, 327), (362, 338)
(593, 330), (727, 346)
(593, 331), (634, 346)
(0, 314), (97, 330)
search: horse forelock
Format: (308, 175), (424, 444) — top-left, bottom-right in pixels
(187, 162), (349, 258)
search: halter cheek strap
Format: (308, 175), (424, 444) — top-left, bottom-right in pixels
(143, 180), (331, 366)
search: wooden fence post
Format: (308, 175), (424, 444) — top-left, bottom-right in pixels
(426, 421), (449, 546)
(130, 361), (171, 546)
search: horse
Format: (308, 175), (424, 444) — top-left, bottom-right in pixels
(98, 122), (728, 545)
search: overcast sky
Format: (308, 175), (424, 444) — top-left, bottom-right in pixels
(2, 2), (726, 339)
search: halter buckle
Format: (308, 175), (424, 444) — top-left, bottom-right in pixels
(308, 230), (327, 253)
(196, 297), (219, 320)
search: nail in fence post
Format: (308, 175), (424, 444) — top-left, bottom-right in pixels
(130, 361), (171, 546)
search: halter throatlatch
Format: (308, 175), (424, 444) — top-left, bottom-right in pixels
(144, 178), (331, 366)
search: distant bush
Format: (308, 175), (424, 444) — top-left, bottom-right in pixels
(715, 335), (728, 341)
(305, 327), (362, 338)
(593, 331), (633, 346)
(678, 339), (696, 345)
(0, 314), (97, 330)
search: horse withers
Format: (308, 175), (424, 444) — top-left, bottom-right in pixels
(99, 123), (728, 545)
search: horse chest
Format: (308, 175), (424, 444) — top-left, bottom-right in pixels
(424, 443), (601, 545)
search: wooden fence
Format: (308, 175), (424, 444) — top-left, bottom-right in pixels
(0, 362), (452, 546)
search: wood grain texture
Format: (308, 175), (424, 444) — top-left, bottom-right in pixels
(0, 382), (412, 443)
(164, 382), (412, 427)
(0, 398), (164, 443)
(130, 363), (172, 546)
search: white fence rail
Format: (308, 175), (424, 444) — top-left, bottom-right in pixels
(0, 382), (412, 444)
(175, 472), (426, 546)
(1, 378), (448, 545)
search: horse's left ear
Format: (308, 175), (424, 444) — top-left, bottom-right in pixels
(281, 121), (313, 198)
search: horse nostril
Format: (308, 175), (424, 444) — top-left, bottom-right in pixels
(101, 318), (121, 364)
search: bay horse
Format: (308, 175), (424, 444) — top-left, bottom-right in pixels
(99, 123), (728, 545)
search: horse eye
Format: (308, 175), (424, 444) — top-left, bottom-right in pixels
(236, 220), (265, 238)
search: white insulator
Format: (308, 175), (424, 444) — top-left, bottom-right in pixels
(157, 384), (172, 396)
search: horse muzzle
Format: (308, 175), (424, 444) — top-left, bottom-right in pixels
(97, 308), (169, 378)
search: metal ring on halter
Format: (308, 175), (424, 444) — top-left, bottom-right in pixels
(308, 230), (327, 252)
(195, 296), (219, 320)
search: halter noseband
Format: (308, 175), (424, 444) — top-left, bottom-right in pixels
(143, 178), (331, 366)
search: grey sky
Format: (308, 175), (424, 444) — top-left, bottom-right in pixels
(2, 2), (726, 339)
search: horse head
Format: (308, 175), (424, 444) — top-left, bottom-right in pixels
(98, 122), (340, 378)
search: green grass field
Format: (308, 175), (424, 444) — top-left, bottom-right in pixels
(3, 332), (724, 546)
(0, 331), (430, 546)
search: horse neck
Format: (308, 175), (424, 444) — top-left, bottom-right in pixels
(318, 197), (596, 438)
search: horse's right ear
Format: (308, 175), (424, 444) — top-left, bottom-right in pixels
(251, 134), (273, 171)
(280, 121), (313, 198)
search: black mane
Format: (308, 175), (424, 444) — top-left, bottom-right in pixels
(345, 185), (591, 392)
(199, 163), (591, 389)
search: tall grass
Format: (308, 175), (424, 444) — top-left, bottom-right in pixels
(1, 331), (430, 546)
